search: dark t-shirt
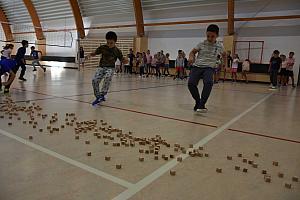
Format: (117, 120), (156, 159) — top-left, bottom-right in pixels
(80, 50), (84, 58)
(31, 50), (40, 59)
(95, 45), (123, 68)
(15, 47), (26, 62)
(270, 57), (282, 70)
(128, 53), (135, 66)
(227, 55), (233, 68)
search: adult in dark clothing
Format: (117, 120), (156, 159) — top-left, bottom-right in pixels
(128, 49), (135, 74)
(269, 50), (282, 89)
(15, 40), (29, 81)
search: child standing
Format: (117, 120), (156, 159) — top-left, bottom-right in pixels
(146, 50), (152, 77)
(242, 59), (250, 83)
(30, 46), (46, 72)
(151, 54), (157, 77)
(223, 51), (233, 82)
(188, 24), (226, 113)
(174, 50), (185, 80)
(286, 52), (296, 87)
(85, 31), (126, 106)
(214, 55), (222, 83)
(15, 40), (29, 81)
(0, 59), (17, 94)
(1, 44), (14, 59)
(138, 53), (145, 78)
(163, 53), (170, 76)
(269, 50), (282, 89)
(156, 52), (162, 77)
(279, 55), (287, 86)
(79, 47), (85, 69)
(231, 54), (239, 82)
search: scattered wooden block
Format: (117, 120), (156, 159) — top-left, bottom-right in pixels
(75, 135), (80, 140)
(33, 125), (37, 129)
(199, 146), (204, 150)
(85, 140), (90, 145)
(154, 155), (159, 160)
(177, 157), (183, 162)
(170, 154), (175, 159)
(216, 168), (222, 173)
(272, 161), (279, 166)
(164, 156), (169, 161)
(278, 172), (284, 178)
(292, 176), (299, 182)
(189, 144), (193, 148)
(39, 129), (43, 132)
(235, 166), (240, 171)
(227, 156), (233, 160)
(8, 116), (12, 119)
(248, 160), (254, 165)
(97, 135), (101, 139)
(87, 152), (92, 156)
(285, 183), (292, 189)
(0, 116), (4, 119)
(243, 158), (248, 163)
(139, 157), (144, 162)
(238, 153), (243, 157)
(204, 153), (209, 157)
(8, 122), (12, 126)
(243, 168), (248, 173)
(139, 149), (144, 153)
(104, 141), (109, 145)
(252, 163), (258, 168)
(105, 156), (111, 161)
(174, 147), (179, 152)
(28, 136), (33, 140)
(254, 153), (259, 157)
(61, 125), (65, 128)
(116, 164), (122, 169)
(145, 150), (149, 154)
(264, 175), (271, 183)
(34, 121), (38, 125)
(17, 117), (21, 120)
(170, 170), (176, 176)
(262, 170), (267, 174)
(23, 121), (27, 124)
(47, 126), (51, 130)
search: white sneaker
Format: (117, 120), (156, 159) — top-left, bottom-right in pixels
(196, 108), (208, 113)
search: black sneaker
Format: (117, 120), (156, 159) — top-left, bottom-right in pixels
(19, 77), (27, 81)
(33, 68), (37, 72)
(196, 105), (208, 113)
(193, 101), (201, 112)
(4, 88), (9, 94)
(42, 67), (46, 72)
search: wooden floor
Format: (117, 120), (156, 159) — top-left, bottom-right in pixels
(0, 65), (299, 200)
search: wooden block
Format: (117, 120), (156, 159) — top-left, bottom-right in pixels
(170, 170), (176, 176)
(104, 141), (109, 145)
(29, 135), (33, 140)
(292, 176), (299, 182)
(254, 153), (259, 157)
(189, 144), (193, 148)
(75, 135), (80, 140)
(227, 156), (233, 160)
(17, 117), (21, 120)
(164, 156), (169, 161)
(33, 125), (37, 129)
(0, 116), (4, 119)
(154, 155), (159, 160)
(116, 164), (122, 169)
(97, 135), (101, 139)
(85, 140), (90, 145)
(174, 147), (179, 152)
(50, 130), (53, 134)
(252, 163), (258, 168)
(105, 156), (111, 161)
(139, 149), (144, 153)
(235, 166), (240, 171)
(39, 129), (43, 132)
(61, 125), (65, 128)
(8, 122), (12, 126)
(47, 126), (51, 130)
(216, 168), (222, 173)
(23, 121), (27, 124)
(248, 160), (253, 165)
(285, 183), (292, 189)
(204, 153), (209, 157)
(139, 157), (144, 162)
(34, 121), (38, 125)
(238, 153), (242, 157)
(262, 170), (267, 174)
(278, 172), (284, 178)
(243, 168), (248, 173)
(86, 152), (92, 156)
(243, 158), (247, 163)
(272, 161), (279, 166)
(145, 150), (149, 154)
(170, 154), (175, 159)
(154, 151), (159, 155)
(177, 157), (183, 162)
(264, 176), (271, 183)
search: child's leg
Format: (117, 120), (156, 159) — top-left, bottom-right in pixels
(32, 60), (37, 70)
(19, 63), (26, 79)
(188, 67), (203, 106)
(92, 68), (105, 99)
(100, 68), (114, 96)
(199, 68), (214, 107)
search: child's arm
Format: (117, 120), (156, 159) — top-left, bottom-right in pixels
(85, 46), (102, 60)
(2, 70), (16, 86)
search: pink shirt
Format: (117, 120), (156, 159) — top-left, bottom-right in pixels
(146, 54), (152, 64)
(286, 57), (295, 71)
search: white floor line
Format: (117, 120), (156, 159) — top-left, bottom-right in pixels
(112, 92), (274, 200)
(0, 129), (133, 189)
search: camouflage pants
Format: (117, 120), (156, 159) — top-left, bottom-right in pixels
(92, 67), (114, 98)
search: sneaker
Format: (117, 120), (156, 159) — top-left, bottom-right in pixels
(4, 88), (9, 94)
(193, 101), (200, 112)
(42, 67), (46, 72)
(92, 98), (101, 106)
(19, 77), (27, 81)
(196, 106), (208, 113)
(33, 68), (37, 72)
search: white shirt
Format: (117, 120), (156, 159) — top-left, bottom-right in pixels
(232, 58), (239, 69)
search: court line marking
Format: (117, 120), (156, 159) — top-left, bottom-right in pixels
(112, 92), (274, 200)
(228, 128), (300, 144)
(0, 128), (133, 188)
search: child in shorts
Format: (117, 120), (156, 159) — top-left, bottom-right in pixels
(286, 52), (296, 87)
(0, 59), (17, 94)
(242, 59), (250, 83)
(231, 54), (239, 82)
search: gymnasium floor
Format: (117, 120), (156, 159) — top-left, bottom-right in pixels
(0, 66), (299, 200)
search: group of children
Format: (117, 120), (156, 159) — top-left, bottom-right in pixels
(0, 40), (45, 94)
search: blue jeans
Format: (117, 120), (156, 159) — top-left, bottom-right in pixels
(188, 67), (214, 107)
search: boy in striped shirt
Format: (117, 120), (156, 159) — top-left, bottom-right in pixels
(188, 24), (227, 113)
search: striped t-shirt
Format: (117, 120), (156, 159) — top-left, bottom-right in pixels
(193, 40), (224, 68)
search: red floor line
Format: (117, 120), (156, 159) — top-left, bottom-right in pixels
(63, 97), (218, 128)
(228, 128), (300, 144)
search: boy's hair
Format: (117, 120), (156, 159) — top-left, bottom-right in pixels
(106, 31), (118, 42)
(166, 53), (170, 57)
(217, 55), (221, 58)
(207, 24), (219, 35)
(273, 50), (280, 55)
(22, 40), (28, 46)
(31, 46), (35, 49)
(289, 52), (294, 55)
(178, 50), (183, 54)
